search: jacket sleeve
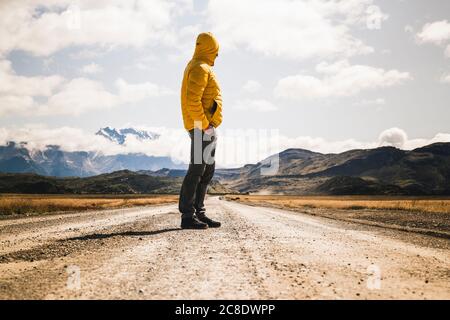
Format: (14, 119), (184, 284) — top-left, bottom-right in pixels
(186, 64), (210, 130)
(210, 93), (223, 128)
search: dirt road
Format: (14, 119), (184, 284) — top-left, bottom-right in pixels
(0, 197), (449, 299)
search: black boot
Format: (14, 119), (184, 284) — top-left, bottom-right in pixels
(197, 214), (221, 228)
(181, 216), (208, 229)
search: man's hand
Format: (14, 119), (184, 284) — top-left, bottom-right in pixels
(204, 125), (215, 136)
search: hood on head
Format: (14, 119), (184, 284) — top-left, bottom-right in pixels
(193, 32), (219, 66)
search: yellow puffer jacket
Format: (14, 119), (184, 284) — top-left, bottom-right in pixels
(181, 32), (223, 131)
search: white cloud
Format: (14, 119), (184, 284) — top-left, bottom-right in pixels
(0, 0), (191, 56)
(0, 59), (65, 116)
(417, 20), (450, 45)
(116, 78), (174, 104)
(416, 20), (450, 58)
(403, 133), (450, 151)
(0, 59), (174, 116)
(0, 95), (37, 117)
(0, 124), (192, 164)
(37, 78), (174, 116)
(0, 125), (118, 154)
(2, 126), (448, 168)
(0, 60), (64, 97)
(207, 0), (384, 60)
(233, 99), (277, 112)
(378, 127), (407, 148)
(41, 78), (119, 116)
(365, 5), (388, 30)
(80, 63), (103, 74)
(250, 128), (450, 165)
(274, 60), (411, 100)
(377, 128), (450, 150)
(242, 80), (262, 93)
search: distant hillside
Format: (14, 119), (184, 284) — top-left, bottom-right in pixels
(0, 170), (230, 195)
(218, 143), (450, 195)
(0, 142), (185, 177)
(2, 139), (450, 195)
(138, 168), (187, 177)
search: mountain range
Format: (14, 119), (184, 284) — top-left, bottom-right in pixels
(0, 170), (230, 194)
(1, 129), (449, 195)
(216, 142), (450, 195)
(0, 126), (184, 177)
(133, 143), (450, 195)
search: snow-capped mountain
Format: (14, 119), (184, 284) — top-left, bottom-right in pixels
(0, 127), (185, 177)
(0, 141), (185, 177)
(96, 127), (160, 145)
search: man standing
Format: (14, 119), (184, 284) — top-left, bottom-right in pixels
(178, 32), (223, 229)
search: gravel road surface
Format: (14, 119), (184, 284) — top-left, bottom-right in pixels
(0, 197), (448, 299)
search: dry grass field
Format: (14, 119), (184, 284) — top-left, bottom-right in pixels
(224, 195), (450, 238)
(0, 194), (178, 216)
(225, 195), (450, 214)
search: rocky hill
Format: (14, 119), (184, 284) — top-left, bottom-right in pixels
(218, 143), (450, 195)
(0, 170), (230, 195)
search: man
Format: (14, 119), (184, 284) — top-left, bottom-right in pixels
(178, 32), (223, 230)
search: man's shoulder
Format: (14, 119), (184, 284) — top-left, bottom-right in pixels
(189, 60), (211, 73)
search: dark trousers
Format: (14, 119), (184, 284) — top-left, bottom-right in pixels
(179, 129), (216, 219)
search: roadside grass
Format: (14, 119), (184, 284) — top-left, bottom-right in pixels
(224, 195), (450, 214)
(0, 194), (178, 216)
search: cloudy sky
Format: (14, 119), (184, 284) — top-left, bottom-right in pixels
(1, 0), (450, 166)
